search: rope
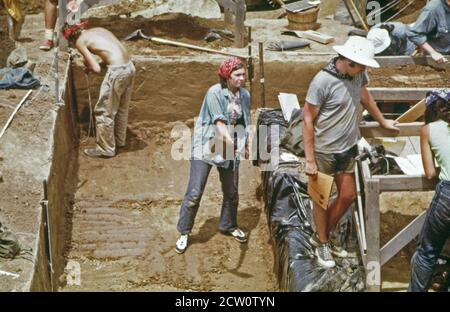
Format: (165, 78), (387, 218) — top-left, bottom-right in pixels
(385, 0), (415, 23)
(366, 0), (403, 22)
(80, 73), (95, 144)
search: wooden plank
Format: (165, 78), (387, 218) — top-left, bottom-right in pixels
(58, 0), (68, 50)
(234, 0), (246, 48)
(365, 178), (380, 292)
(380, 211), (427, 266)
(216, 0), (237, 11)
(295, 30), (334, 44)
(359, 122), (423, 138)
(395, 99), (426, 123)
(224, 8), (233, 24)
(368, 88), (429, 102)
(375, 55), (450, 67)
(361, 160), (372, 188)
(377, 175), (437, 192)
(375, 55), (429, 67)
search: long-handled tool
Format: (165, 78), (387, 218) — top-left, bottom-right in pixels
(123, 29), (249, 59)
(0, 90), (32, 142)
(41, 179), (54, 291)
(346, 0), (369, 31)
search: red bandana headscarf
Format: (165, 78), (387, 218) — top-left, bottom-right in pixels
(63, 20), (89, 41)
(217, 57), (243, 80)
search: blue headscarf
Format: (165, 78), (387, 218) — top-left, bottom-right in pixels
(425, 89), (450, 107)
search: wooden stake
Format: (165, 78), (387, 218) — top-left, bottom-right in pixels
(258, 42), (265, 108)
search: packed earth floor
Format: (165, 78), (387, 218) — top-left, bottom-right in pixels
(0, 0), (446, 292)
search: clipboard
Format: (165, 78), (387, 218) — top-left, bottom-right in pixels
(307, 171), (333, 210)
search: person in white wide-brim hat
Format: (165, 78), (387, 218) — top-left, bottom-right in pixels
(302, 36), (399, 269)
(332, 35), (380, 68)
(367, 22), (417, 56)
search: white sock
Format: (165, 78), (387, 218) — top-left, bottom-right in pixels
(44, 29), (54, 41)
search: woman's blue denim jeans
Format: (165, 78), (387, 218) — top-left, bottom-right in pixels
(409, 180), (450, 292)
(177, 159), (239, 235)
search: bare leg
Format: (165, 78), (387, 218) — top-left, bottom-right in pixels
(326, 173), (356, 234)
(40, 0), (57, 50)
(313, 201), (329, 243)
(313, 172), (356, 243)
(44, 0), (57, 30)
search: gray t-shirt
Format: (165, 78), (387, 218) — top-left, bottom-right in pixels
(305, 70), (368, 153)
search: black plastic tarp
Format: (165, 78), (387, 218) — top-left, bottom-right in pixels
(256, 108), (365, 292)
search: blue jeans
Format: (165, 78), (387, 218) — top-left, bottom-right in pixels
(409, 180), (450, 292)
(177, 160), (239, 235)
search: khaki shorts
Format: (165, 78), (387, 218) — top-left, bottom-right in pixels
(315, 145), (357, 176)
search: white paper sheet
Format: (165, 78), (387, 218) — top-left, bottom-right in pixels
(278, 93), (300, 122)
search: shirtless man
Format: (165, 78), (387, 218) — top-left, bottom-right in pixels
(62, 21), (135, 158)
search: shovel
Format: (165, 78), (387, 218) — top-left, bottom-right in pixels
(123, 29), (249, 59)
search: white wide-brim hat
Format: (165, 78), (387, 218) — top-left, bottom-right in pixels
(333, 36), (380, 68)
(367, 28), (391, 54)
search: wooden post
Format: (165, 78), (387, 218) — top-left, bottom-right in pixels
(224, 8), (233, 24)
(365, 178), (381, 292)
(258, 42), (265, 108)
(58, 0), (68, 51)
(348, 0), (369, 31)
(234, 0), (246, 48)
(247, 27), (253, 108)
(342, 0), (358, 28)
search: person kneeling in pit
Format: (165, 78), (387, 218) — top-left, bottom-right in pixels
(62, 21), (135, 158)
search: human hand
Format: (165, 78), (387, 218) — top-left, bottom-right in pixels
(381, 119), (399, 131)
(305, 160), (318, 177)
(431, 51), (448, 64)
(244, 145), (249, 160)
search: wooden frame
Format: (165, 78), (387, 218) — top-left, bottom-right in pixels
(358, 123), (438, 291)
(368, 88), (429, 102)
(216, 0), (247, 48)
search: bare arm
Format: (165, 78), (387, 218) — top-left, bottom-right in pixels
(420, 125), (437, 179)
(76, 42), (101, 73)
(360, 86), (399, 131)
(419, 42), (448, 63)
(303, 102), (320, 176)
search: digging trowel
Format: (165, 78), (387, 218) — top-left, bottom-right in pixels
(123, 29), (248, 59)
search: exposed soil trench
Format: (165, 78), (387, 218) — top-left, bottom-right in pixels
(3, 1), (446, 292)
(60, 59), (277, 291)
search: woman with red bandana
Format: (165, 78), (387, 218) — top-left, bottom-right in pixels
(62, 21), (135, 158)
(175, 57), (250, 254)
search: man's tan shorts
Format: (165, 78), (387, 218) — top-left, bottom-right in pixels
(315, 145), (357, 176)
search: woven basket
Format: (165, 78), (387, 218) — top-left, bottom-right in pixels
(287, 6), (320, 31)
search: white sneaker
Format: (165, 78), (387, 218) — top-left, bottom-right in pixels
(175, 234), (189, 254)
(227, 228), (247, 243)
(329, 241), (348, 258)
(315, 243), (336, 268)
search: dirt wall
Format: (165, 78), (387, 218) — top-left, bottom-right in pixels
(29, 61), (79, 291)
(73, 58), (326, 124)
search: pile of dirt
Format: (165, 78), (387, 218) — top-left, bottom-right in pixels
(395, 0), (427, 24)
(368, 64), (449, 88)
(87, 13), (232, 55)
(19, 1), (43, 15)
